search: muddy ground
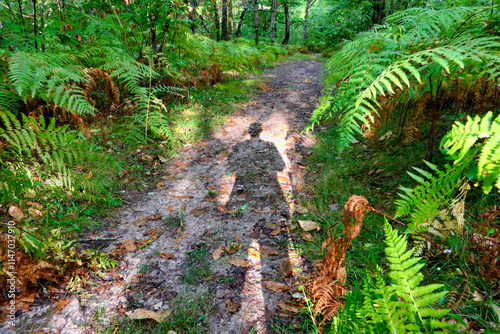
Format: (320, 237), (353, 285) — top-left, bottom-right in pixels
(11, 57), (324, 334)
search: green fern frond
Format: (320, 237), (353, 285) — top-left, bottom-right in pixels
(394, 159), (472, 229)
(441, 111), (500, 194)
(357, 221), (456, 333)
(0, 110), (111, 202)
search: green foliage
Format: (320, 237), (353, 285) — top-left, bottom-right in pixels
(9, 52), (97, 115)
(309, 5), (500, 154)
(330, 221), (456, 333)
(395, 112), (500, 228)
(441, 111), (500, 194)
(0, 110), (111, 203)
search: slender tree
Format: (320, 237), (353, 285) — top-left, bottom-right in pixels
(235, 0), (251, 37)
(253, 0), (259, 44)
(222, 0), (229, 40)
(303, 0), (316, 44)
(270, 0), (277, 42)
(282, 0), (290, 45)
(210, 0), (221, 41)
(32, 0), (38, 51)
(228, 0), (234, 38)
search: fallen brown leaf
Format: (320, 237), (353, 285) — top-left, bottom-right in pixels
(160, 251), (176, 260)
(225, 298), (241, 313)
(156, 181), (166, 189)
(125, 308), (172, 322)
(174, 233), (189, 244)
(190, 207), (206, 217)
(298, 220), (320, 231)
(8, 205), (24, 221)
(226, 258), (249, 267)
(270, 228), (282, 236)
(133, 214), (162, 226)
(278, 301), (300, 313)
(301, 231), (315, 242)
(212, 246), (224, 260)
(297, 184), (304, 191)
(289, 203), (308, 213)
(263, 281), (290, 292)
(124, 239), (137, 252)
(265, 222), (280, 229)
(216, 152), (227, 161)
(28, 208), (43, 218)
(234, 234), (240, 242)
(261, 246), (279, 255)
(173, 195), (194, 199)
(277, 176), (291, 183)
(167, 206), (174, 212)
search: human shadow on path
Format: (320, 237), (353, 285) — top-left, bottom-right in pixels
(219, 122), (295, 333)
(225, 122), (287, 216)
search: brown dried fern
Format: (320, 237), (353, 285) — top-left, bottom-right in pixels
(306, 195), (370, 330)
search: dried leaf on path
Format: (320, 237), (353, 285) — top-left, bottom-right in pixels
(263, 281), (290, 292)
(8, 205), (24, 221)
(190, 207), (207, 217)
(125, 308), (172, 322)
(174, 233), (189, 244)
(133, 214), (162, 226)
(173, 195), (194, 199)
(156, 181), (166, 189)
(226, 258), (249, 267)
(160, 251), (176, 260)
(278, 301), (300, 313)
(298, 220), (320, 231)
(289, 203), (308, 213)
(277, 176), (291, 183)
(124, 239), (137, 252)
(212, 247), (224, 260)
(270, 228), (282, 236)
(216, 152), (227, 161)
(225, 298), (241, 313)
(301, 231), (315, 242)
(28, 208), (43, 217)
(261, 245), (279, 256)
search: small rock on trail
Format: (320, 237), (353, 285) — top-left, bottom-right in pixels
(11, 57), (324, 334)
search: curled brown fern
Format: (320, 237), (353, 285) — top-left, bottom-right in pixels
(306, 195), (370, 330)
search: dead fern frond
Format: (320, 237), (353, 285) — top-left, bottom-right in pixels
(307, 195), (369, 332)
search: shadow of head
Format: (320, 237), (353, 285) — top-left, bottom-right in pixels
(248, 122), (263, 137)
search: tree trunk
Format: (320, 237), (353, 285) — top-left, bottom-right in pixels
(303, 0), (316, 44)
(221, 0), (229, 40)
(270, 0), (277, 42)
(253, 0), (259, 45)
(189, 0), (198, 33)
(40, 0), (45, 51)
(32, 0), (38, 51)
(371, 0), (386, 26)
(235, 0), (251, 37)
(211, 0), (220, 41)
(282, 0), (290, 45)
(228, 0), (234, 38)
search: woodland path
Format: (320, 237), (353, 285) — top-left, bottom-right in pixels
(15, 57), (324, 334)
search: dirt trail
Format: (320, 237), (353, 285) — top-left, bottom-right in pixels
(14, 57), (324, 334)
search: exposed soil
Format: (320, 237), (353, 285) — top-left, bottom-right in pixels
(9, 57), (324, 334)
